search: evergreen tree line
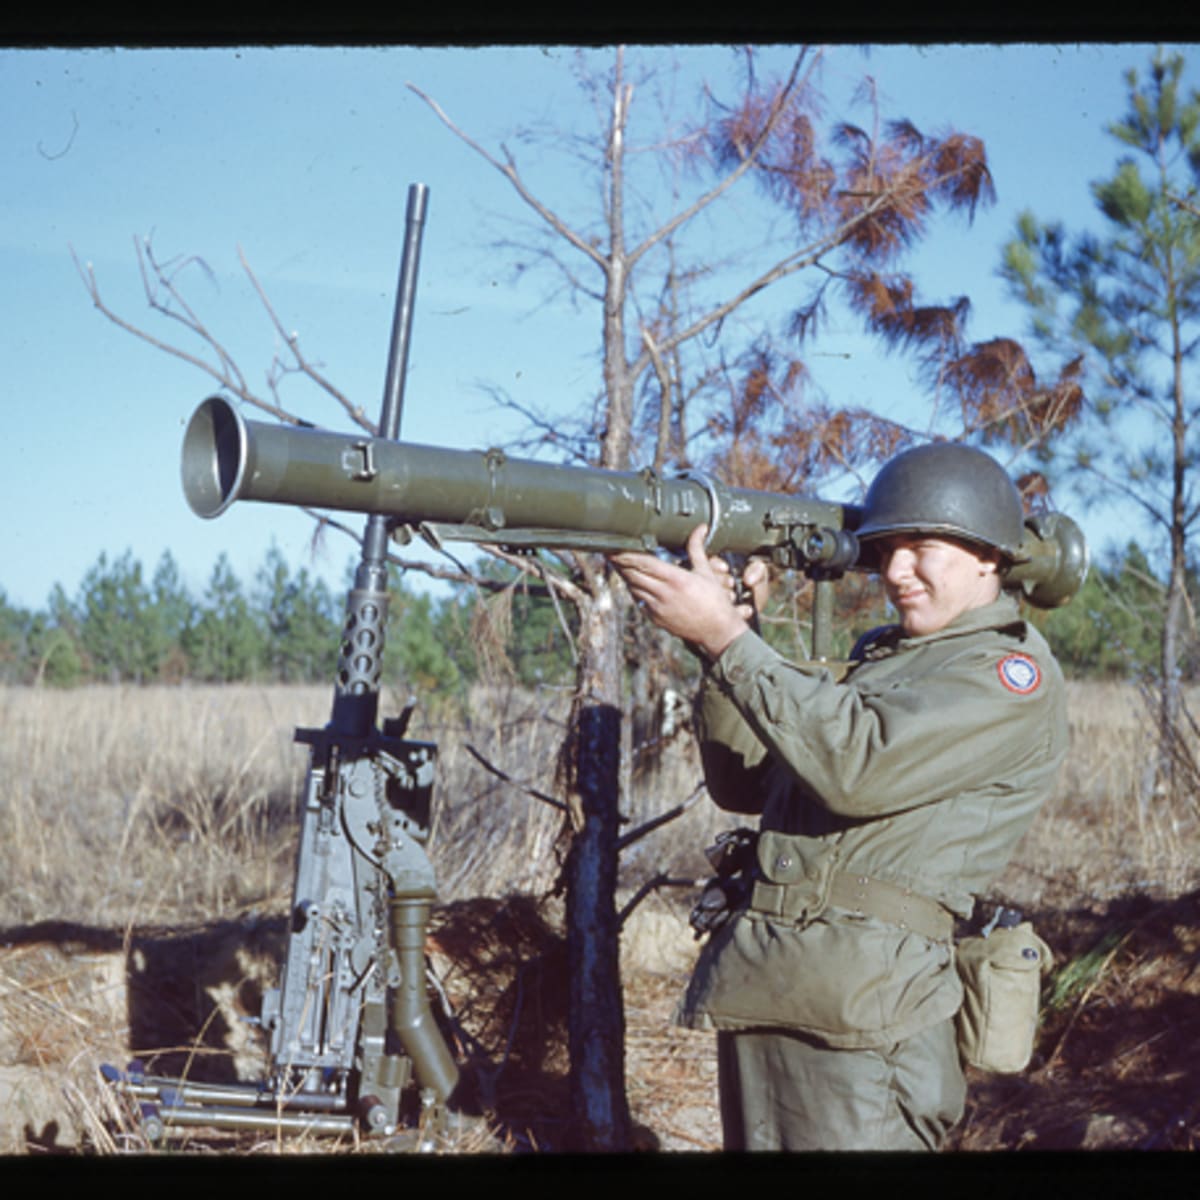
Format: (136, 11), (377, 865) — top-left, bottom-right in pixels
(0, 545), (577, 692)
(0, 539), (1187, 690)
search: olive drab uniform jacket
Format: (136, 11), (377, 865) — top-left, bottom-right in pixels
(677, 594), (1068, 1051)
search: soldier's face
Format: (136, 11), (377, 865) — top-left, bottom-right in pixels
(877, 534), (1001, 637)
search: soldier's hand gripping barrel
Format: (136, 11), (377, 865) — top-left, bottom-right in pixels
(181, 394), (1088, 610)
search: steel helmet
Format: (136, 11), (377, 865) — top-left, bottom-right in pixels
(855, 442), (1025, 561)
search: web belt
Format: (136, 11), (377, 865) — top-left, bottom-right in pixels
(751, 868), (954, 942)
(827, 870), (954, 942)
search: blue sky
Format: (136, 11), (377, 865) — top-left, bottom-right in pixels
(1, 42), (1184, 611)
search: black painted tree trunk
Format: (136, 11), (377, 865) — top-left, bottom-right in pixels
(560, 581), (632, 1152)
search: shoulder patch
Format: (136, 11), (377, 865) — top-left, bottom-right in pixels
(997, 653), (1042, 695)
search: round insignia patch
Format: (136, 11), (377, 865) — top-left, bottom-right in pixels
(997, 653), (1041, 695)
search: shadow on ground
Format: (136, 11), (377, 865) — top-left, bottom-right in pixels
(948, 888), (1200, 1151)
(7, 887), (1197, 1153)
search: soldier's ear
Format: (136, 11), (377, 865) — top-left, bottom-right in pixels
(975, 547), (1002, 577)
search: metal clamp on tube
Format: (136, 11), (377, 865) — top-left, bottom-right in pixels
(674, 469), (724, 551)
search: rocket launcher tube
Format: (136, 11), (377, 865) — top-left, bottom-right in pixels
(181, 393), (840, 560)
(181, 394), (1088, 609)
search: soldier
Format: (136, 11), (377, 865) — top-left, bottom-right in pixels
(610, 443), (1068, 1151)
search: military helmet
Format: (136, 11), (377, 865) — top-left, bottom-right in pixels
(855, 442), (1025, 561)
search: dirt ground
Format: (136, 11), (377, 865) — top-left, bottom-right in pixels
(2, 887), (1198, 1156)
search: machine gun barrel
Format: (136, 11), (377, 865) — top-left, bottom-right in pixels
(182, 393), (1088, 610)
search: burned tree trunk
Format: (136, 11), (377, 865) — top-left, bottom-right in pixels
(559, 579), (632, 1152)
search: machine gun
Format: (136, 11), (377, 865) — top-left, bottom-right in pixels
(104, 184), (460, 1146)
(105, 181), (1089, 1146)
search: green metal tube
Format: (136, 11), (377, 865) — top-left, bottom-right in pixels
(811, 578), (835, 661)
(181, 395), (845, 559)
(145, 1100), (357, 1138)
(388, 895), (460, 1105)
(180, 396), (1088, 608)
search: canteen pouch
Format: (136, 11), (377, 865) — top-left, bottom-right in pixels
(954, 921), (1051, 1073)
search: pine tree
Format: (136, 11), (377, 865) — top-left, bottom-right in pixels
(183, 554), (264, 682)
(0, 589), (32, 682)
(256, 545), (340, 682)
(385, 578), (465, 702)
(1039, 546), (1164, 678)
(1001, 48), (1200, 797)
(74, 550), (164, 682)
(149, 551), (194, 680)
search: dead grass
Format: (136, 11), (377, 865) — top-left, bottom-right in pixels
(989, 681), (1200, 911)
(2, 678), (1199, 1154)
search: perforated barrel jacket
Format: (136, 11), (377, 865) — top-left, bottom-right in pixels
(677, 594), (1068, 1049)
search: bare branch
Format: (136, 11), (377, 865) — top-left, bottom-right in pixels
(616, 871), (702, 928)
(407, 81), (608, 273)
(237, 246), (371, 433)
(72, 238), (313, 429)
(634, 206), (880, 379)
(625, 48), (818, 274)
(500, 551), (583, 664)
(1167, 190), (1200, 220)
(477, 385), (599, 465)
(1070, 453), (1171, 532)
(72, 243), (261, 409)
(617, 780), (707, 853)
(641, 323), (674, 473)
(477, 545), (587, 609)
(136, 238), (253, 399)
(463, 742), (570, 814)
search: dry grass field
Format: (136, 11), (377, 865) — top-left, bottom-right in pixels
(2, 678), (1199, 1155)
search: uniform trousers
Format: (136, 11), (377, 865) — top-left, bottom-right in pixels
(716, 1017), (965, 1151)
